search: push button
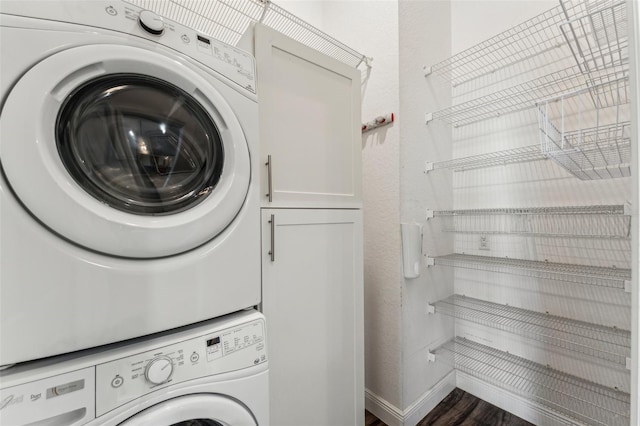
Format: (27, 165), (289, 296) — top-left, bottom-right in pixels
(111, 375), (124, 388)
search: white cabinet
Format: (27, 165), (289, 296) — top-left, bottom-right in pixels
(254, 24), (362, 208)
(261, 208), (364, 426)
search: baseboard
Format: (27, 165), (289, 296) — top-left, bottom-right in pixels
(456, 372), (579, 426)
(365, 389), (404, 426)
(365, 370), (456, 426)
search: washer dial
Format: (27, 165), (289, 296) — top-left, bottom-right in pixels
(138, 10), (165, 35)
(144, 355), (174, 385)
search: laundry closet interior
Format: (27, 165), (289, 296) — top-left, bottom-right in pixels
(278, 0), (638, 425)
(0, 0), (638, 426)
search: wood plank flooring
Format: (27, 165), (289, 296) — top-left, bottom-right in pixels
(365, 388), (533, 426)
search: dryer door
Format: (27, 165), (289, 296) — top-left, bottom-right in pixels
(118, 394), (257, 426)
(0, 44), (251, 258)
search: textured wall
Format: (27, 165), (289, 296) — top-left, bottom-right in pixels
(398, 0), (455, 414)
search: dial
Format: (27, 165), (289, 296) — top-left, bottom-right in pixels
(138, 10), (165, 35)
(145, 355), (174, 385)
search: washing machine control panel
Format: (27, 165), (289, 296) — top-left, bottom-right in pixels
(0, 1), (256, 94)
(95, 318), (266, 417)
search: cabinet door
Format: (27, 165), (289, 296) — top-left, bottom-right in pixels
(261, 209), (364, 426)
(255, 24), (362, 208)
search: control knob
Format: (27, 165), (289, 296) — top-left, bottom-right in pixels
(144, 355), (174, 385)
(138, 10), (164, 35)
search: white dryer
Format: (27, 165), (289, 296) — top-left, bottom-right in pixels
(0, 1), (260, 366)
(0, 309), (269, 426)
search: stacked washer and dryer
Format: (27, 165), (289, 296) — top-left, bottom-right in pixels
(0, 1), (267, 424)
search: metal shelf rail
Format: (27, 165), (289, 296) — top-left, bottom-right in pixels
(429, 295), (631, 366)
(429, 204), (631, 239)
(124, 0), (371, 69)
(431, 337), (631, 426)
(425, 65), (625, 127)
(430, 253), (631, 289)
(425, 144), (548, 172)
(560, 1), (628, 73)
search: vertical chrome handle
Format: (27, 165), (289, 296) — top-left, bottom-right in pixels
(268, 214), (275, 262)
(265, 155), (273, 202)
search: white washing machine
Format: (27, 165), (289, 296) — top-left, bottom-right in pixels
(0, 1), (261, 366)
(0, 309), (268, 426)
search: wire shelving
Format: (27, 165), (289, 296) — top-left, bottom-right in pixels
(123, 0), (371, 68)
(431, 295), (631, 366)
(538, 72), (631, 180)
(427, 144), (547, 172)
(431, 204), (631, 239)
(427, 65), (626, 127)
(426, 0), (622, 86)
(431, 337), (631, 426)
(431, 254), (630, 289)
(426, 0), (590, 86)
(560, 1), (628, 73)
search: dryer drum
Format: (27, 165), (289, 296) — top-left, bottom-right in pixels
(56, 73), (225, 215)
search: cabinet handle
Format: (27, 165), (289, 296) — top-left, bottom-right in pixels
(265, 155), (273, 202)
(268, 214), (275, 262)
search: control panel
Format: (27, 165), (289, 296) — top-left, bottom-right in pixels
(95, 318), (266, 416)
(0, 367), (95, 426)
(0, 1), (256, 94)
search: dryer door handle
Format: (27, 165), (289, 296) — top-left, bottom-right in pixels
(268, 214), (275, 262)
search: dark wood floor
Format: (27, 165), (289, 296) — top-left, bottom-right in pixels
(365, 388), (533, 426)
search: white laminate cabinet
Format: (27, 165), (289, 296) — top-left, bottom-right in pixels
(254, 23), (362, 209)
(261, 208), (364, 426)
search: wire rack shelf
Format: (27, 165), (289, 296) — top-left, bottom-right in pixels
(538, 73), (631, 180)
(431, 204), (631, 239)
(426, 0), (589, 86)
(123, 0), (371, 69)
(433, 337), (630, 426)
(431, 295), (631, 366)
(560, 1), (628, 74)
(428, 144), (547, 172)
(428, 65), (625, 127)
(432, 254), (630, 289)
(427, 0), (621, 86)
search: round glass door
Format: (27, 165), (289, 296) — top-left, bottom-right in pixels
(0, 44), (252, 258)
(57, 74), (224, 215)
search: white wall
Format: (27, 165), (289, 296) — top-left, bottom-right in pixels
(398, 1), (456, 421)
